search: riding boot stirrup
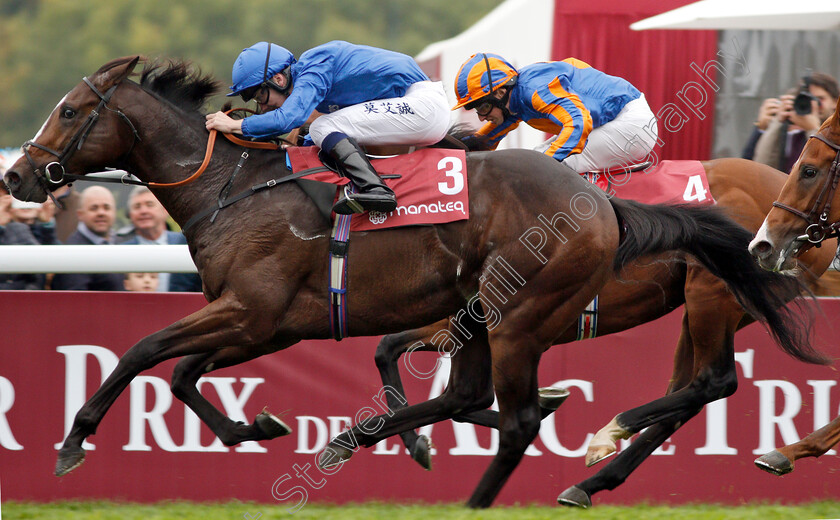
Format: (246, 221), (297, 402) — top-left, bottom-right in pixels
(328, 137), (397, 215)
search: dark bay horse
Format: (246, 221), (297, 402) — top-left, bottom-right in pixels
(750, 101), (840, 476)
(368, 158), (838, 507)
(1, 56), (817, 508)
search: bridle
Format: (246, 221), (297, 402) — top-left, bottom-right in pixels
(21, 77), (141, 192)
(771, 133), (840, 246)
(18, 75), (284, 200)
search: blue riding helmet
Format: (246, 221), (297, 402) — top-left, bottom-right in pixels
(227, 42), (296, 97)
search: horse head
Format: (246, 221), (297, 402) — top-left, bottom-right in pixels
(749, 100), (840, 272)
(3, 56), (141, 203)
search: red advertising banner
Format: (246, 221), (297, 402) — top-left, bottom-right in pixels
(1, 291), (839, 508)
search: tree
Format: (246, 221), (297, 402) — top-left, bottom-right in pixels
(0, 0), (502, 146)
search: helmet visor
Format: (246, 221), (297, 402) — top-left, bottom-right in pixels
(238, 84), (262, 103)
(466, 96), (500, 117)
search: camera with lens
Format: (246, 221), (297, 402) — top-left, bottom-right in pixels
(793, 72), (818, 116)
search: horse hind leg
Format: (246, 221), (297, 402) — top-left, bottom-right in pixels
(466, 331), (544, 509)
(755, 414), (840, 476)
(170, 346), (294, 447)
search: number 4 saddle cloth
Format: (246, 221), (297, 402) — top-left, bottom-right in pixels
(583, 160), (715, 207)
(287, 146), (470, 232)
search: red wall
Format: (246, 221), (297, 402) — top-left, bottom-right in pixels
(1, 291), (839, 509)
(553, 0), (718, 161)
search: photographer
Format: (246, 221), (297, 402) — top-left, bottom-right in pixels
(749, 72), (839, 173)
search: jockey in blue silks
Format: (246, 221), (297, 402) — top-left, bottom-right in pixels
(453, 53), (658, 174)
(206, 41), (450, 214)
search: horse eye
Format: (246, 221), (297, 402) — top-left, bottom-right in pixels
(61, 107), (77, 119)
(801, 166), (818, 179)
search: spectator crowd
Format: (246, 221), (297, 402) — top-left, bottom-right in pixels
(0, 162), (202, 293)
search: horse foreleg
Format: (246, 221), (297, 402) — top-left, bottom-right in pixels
(374, 323), (445, 469)
(170, 345), (294, 447)
(755, 414), (840, 476)
(55, 293), (271, 477)
(567, 287), (741, 507)
(319, 317), (494, 469)
(376, 321), (570, 470)
(558, 415), (699, 508)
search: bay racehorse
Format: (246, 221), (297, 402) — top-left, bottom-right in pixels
(749, 100), (840, 476)
(367, 157), (838, 508)
(1, 57), (819, 508)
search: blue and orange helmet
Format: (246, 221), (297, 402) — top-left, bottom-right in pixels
(452, 53), (518, 110)
(228, 42), (296, 98)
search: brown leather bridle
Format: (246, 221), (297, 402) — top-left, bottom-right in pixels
(771, 133), (840, 246)
(21, 76), (284, 193)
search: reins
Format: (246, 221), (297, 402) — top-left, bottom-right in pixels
(149, 108), (287, 188)
(24, 77), (331, 231)
(23, 77), (286, 190)
(772, 133), (840, 245)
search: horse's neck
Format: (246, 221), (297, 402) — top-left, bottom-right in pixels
(125, 109), (245, 228)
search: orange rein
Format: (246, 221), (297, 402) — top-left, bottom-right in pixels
(147, 108), (284, 188)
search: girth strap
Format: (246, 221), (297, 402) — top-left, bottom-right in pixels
(575, 295), (599, 341)
(328, 190), (355, 341)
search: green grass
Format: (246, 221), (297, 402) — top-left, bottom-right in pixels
(3, 501), (840, 520)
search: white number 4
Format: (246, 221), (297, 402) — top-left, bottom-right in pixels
(437, 157), (464, 195)
(683, 174), (707, 202)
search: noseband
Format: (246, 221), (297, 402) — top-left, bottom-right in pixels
(771, 133), (840, 245)
(21, 77), (140, 190)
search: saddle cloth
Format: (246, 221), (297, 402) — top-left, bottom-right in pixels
(583, 160), (715, 206)
(287, 147), (470, 231)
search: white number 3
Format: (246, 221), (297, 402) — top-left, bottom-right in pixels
(437, 157), (464, 195)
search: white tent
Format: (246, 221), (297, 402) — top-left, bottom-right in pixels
(415, 0), (555, 150)
(631, 0), (840, 31)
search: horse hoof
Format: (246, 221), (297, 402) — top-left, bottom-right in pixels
(255, 410), (292, 439)
(585, 445), (616, 467)
(55, 446), (86, 477)
(538, 386), (571, 411)
(317, 442), (354, 470)
(410, 434), (433, 471)
(754, 450), (793, 476)
(557, 485), (591, 508)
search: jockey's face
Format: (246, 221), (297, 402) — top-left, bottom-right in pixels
(477, 106), (505, 125)
(474, 88), (508, 125)
(255, 72), (290, 113)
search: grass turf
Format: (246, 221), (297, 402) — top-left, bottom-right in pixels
(3, 501), (840, 519)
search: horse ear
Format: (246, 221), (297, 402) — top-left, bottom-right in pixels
(93, 56), (142, 90)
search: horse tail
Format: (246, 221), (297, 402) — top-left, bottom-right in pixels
(609, 197), (828, 366)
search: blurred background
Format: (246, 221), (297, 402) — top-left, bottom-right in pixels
(0, 0), (504, 148)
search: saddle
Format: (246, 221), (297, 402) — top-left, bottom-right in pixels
(293, 135), (470, 223)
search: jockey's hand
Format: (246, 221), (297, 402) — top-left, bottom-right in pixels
(205, 111), (243, 134)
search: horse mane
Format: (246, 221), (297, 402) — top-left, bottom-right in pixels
(137, 59), (223, 114)
(448, 123), (493, 152)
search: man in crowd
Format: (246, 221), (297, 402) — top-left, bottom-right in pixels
(118, 187), (202, 292)
(743, 72), (839, 172)
(51, 186), (124, 291)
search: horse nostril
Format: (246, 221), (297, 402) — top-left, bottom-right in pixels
(750, 240), (772, 259)
(3, 170), (21, 190)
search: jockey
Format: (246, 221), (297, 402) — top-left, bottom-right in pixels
(206, 41), (450, 214)
(452, 53), (658, 174)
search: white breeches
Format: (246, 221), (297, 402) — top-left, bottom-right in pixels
(538, 94), (659, 173)
(308, 81), (451, 148)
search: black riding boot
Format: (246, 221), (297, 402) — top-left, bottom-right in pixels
(328, 137), (397, 214)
